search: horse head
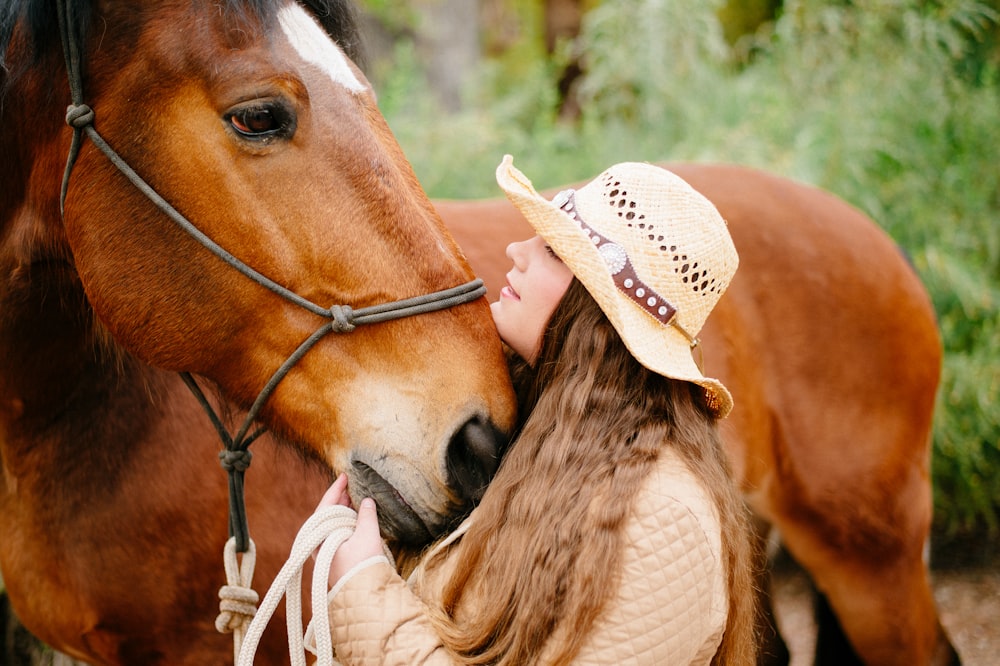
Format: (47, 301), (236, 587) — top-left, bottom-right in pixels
(1, 0), (516, 546)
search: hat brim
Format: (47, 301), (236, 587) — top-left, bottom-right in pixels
(495, 155), (733, 418)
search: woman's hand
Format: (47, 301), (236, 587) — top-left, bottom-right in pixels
(317, 472), (354, 510)
(317, 473), (387, 586)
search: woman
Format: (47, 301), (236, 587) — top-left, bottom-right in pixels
(317, 155), (758, 665)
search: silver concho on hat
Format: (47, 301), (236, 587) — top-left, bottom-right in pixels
(554, 188), (629, 277)
(550, 187), (698, 346)
(552, 189), (575, 210)
(598, 242), (627, 275)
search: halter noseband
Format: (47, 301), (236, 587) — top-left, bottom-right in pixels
(56, 0), (486, 552)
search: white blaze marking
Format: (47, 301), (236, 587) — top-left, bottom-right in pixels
(278, 4), (366, 93)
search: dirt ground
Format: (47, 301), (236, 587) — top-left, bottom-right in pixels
(772, 554), (1000, 665)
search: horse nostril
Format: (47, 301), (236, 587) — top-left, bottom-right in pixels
(447, 417), (505, 504)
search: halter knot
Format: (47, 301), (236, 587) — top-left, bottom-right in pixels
(219, 449), (253, 472)
(328, 305), (356, 333)
(65, 103), (94, 129)
(217, 584), (259, 630)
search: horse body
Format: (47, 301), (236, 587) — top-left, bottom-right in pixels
(437, 162), (957, 665)
(1, 1), (514, 663)
(1, 365), (326, 663)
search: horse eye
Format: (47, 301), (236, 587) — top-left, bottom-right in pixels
(226, 103), (294, 140)
(232, 108), (275, 134)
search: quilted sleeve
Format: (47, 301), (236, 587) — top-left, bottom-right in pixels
(327, 558), (456, 666)
(569, 477), (726, 665)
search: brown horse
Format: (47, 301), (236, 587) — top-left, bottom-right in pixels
(0, 1), (515, 664)
(436, 162), (959, 666)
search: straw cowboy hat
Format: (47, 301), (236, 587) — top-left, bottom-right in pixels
(495, 154), (739, 418)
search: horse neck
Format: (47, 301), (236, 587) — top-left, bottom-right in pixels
(0, 17), (228, 514)
(0, 247), (174, 497)
(0, 74), (172, 506)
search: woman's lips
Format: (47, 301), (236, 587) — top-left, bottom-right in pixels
(501, 279), (520, 300)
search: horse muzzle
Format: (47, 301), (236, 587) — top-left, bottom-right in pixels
(349, 415), (508, 546)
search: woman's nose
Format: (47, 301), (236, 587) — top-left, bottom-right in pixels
(506, 240), (525, 266)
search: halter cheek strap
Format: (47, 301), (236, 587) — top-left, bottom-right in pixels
(55, 0), (486, 554)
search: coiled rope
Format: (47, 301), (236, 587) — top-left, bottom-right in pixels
(234, 504), (393, 666)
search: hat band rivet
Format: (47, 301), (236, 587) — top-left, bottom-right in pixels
(555, 189), (679, 327)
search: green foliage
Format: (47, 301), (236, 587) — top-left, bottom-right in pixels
(930, 252), (1000, 537)
(370, 0), (1000, 545)
(358, 0), (418, 32)
(573, 0), (731, 129)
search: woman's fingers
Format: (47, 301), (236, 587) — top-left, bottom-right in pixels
(314, 475), (387, 586)
(329, 497), (385, 585)
(317, 472), (352, 509)
(354, 498), (380, 537)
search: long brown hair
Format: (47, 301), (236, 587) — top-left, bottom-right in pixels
(427, 279), (757, 664)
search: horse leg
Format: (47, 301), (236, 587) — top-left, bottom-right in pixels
(750, 519), (790, 666)
(812, 587), (863, 665)
(781, 514), (960, 665)
(815, 556), (959, 665)
(755, 574), (790, 666)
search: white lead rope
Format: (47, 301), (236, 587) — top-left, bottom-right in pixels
(217, 537), (259, 664)
(235, 504), (366, 666)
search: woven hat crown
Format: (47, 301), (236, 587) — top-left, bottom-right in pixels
(571, 162), (738, 339)
(496, 155), (739, 417)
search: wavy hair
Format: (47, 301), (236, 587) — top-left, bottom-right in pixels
(425, 279), (758, 664)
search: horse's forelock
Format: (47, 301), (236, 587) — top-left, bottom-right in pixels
(298, 0), (364, 65)
(0, 0), (363, 74)
(206, 0), (364, 64)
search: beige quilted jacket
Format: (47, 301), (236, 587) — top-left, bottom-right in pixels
(326, 448), (727, 665)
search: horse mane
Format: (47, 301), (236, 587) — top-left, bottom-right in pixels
(0, 0), (363, 76)
(0, 0), (366, 439)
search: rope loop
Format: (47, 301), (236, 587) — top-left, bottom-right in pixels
(328, 305), (356, 333)
(217, 537), (259, 663)
(219, 449), (253, 472)
(65, 103), (94, 128)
